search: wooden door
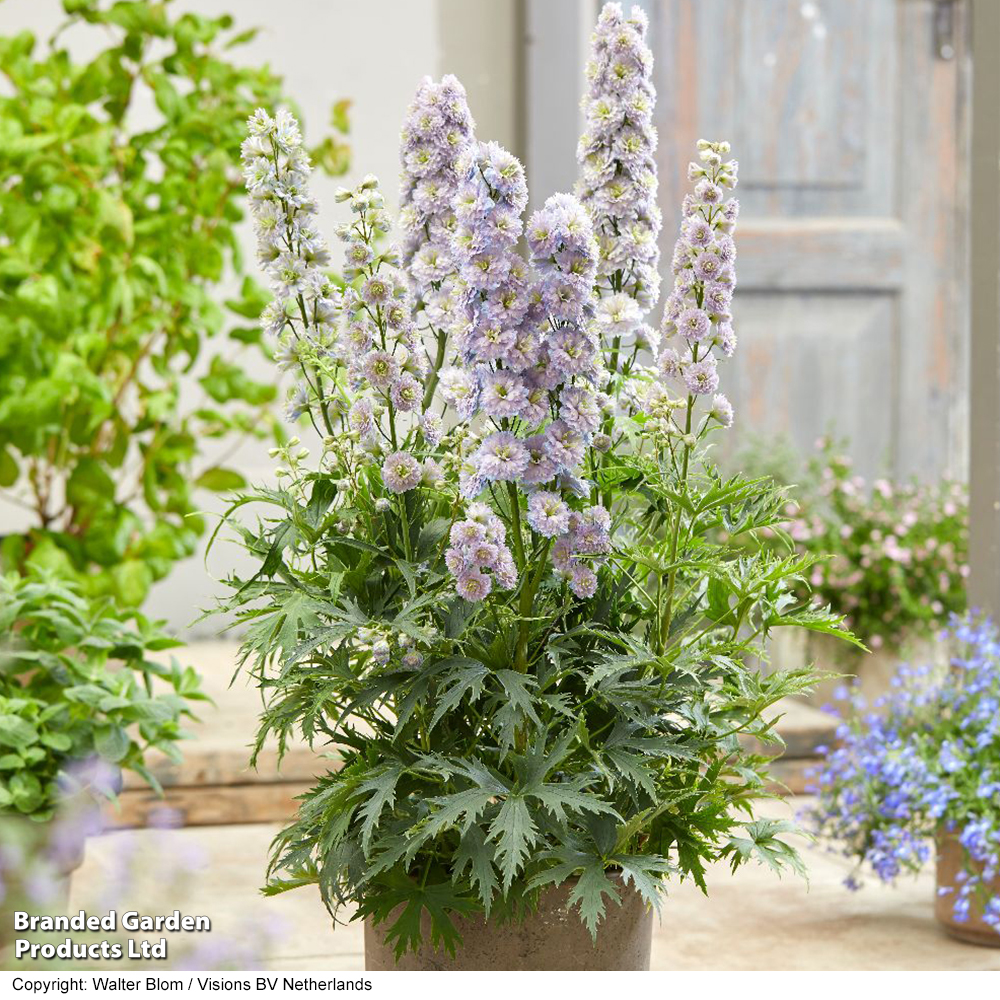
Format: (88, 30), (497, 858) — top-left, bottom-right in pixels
(650, 0), (970, 481)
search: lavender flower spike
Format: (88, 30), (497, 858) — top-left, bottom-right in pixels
(657, 139), (739, 428)
(399, 75), (477, 403)
(577, 3), (662, 347)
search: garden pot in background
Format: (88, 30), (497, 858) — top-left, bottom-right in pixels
(364, 876), (653, 971)
(935, 833), (1000, 947)
(0, 816), (86, 952)
(768, 629), (950, 708)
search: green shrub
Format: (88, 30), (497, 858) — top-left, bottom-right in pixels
(0, 572), (207, 820)
(0, 0), (349, 608)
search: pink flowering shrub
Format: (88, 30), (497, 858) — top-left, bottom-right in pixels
(777, 438), (967, 649)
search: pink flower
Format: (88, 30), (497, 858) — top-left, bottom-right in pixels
(456, 569), (492, 602)
(382, 451), (422, 493)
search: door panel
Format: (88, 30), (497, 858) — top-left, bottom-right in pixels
(651, 0), (969, 480)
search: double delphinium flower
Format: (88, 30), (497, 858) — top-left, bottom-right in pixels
(241, 109), (343, 432)
(444, 502), (517, 602)
(656, 139), (739, 432)
(398, 75), (477, 406)
(576, 2), (662, 371)
(244, 109), (431, 551)
(807, 615), (1000, 934)
(441, 141), (611, 598)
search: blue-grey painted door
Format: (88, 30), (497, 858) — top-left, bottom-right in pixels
(651, 0), (969, 481)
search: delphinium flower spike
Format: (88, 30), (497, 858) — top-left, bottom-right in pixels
(656, 139), (739, 432)
(576, 2), (662, 369)
(398, 75), (477, 407)
(241, 109), (342, 433)
(243, 108), (427, 508)
(333, 176), (428, 500)
(440, 138), (611, 599)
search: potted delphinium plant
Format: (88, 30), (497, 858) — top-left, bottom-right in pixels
(0, 572), (205, 940)
(807, 615), (1000, 946)
(216, 3), (857, 971)
(763, 438), (967, 705)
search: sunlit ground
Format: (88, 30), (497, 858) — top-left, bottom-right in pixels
(7, 800), (991, 972)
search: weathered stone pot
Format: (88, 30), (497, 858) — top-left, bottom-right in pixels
(364, 876), (653, 971)
(0, 816), (86, 952)
(935, 833), (1000, 947)
(767, 629), (950, 708)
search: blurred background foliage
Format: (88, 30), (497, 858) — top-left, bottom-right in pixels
(731, 435), (968, 652)
(0, 0), (350, 610)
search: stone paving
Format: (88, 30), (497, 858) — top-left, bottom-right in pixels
(62, 806), (999, 972)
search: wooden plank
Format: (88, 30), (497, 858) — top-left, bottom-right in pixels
(896, 0), (970, 481)
(109, 782), (314, 829)
(120, 745), (323, 790)
(737, 219), (904, 290)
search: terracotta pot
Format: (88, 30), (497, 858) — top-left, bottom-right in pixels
(767, 629), (950, 708)
(364, 876), (653, 971)
(0, 816), (86, 952)
(935, 833), (1000, 947)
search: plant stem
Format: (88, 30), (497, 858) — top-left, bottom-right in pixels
(659, 394), (694, 648)
(422, 327), (447, 410)
(506, 481), (534, 673)
(506, 481), (526, 570)
(398, 493), (413, 562)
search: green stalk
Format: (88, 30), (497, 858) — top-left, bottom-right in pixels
(506, 481), (534, 673)
(397, 492), (413, 562)
(506, 481), (526, 570)
(422, 327), (447, 410)
(659, 394), (694, 648)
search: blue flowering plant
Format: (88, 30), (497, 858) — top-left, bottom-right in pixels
(807, 616), (1000, 935)
(215, 3), (857, 960)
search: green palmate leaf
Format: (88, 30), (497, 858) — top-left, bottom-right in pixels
(493, 670), (540, 748)
(428, 658), (488, 732)
(488, 794), (538, 890)
(566, 862), (621, 939)
(359, 870), (477, 961)
(604, 747), (658, 797)
(356, 762), (405, 852)
(527, 777), (618, 825)
(721, 819), (808, 879)
(767, 605), (869, 650)
(423, 786), (497, 841)
(452, 823), (499, 914)
(615, 854), (673, 912)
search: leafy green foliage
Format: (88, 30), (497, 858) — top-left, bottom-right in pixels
(214, 442), (855, 955)
(735, 434), (967, 648)
(211, 115), (858, 961)
(0, 0), (349, 606)
(0, 572), (207, 820)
